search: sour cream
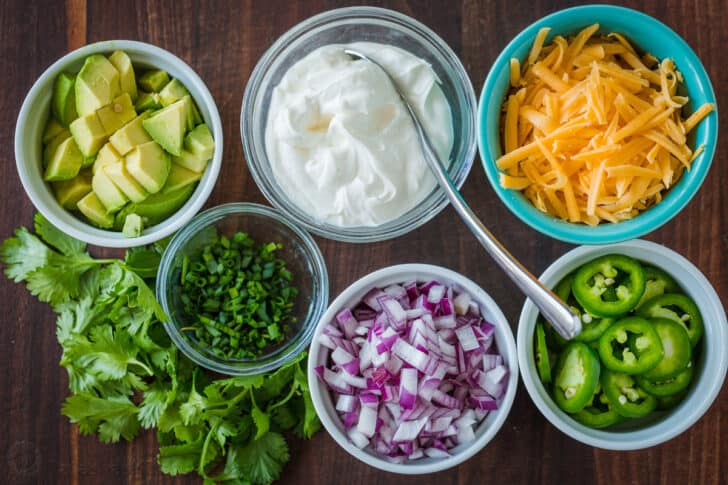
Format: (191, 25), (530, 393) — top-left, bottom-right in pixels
(265, 42), (454, 227)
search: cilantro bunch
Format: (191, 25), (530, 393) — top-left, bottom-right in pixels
(1, 215), (320, 484)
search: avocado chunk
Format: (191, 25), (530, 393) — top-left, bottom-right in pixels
(43, 130), (71, 166)
(142, 99), (187, 156)
(93, 143), (122, 174)
(69, 112), (107, 157)
(108, 51), (137, 101)
(159, 78), (190, 107)
(122, 213), (144, 237)
(82, 155), (96, 169)
(109, 111), (152, 155)
(138, 69), (169, 92)
(179, 95), (203, 131)
(52, 72), (78, 127)
(171, 149), (208, 173)
(114, 183), (194, 229)
(162, 163), (202, 193)
(75, 54), (121, 117)
(42, 118), (66, 144)
(77, 192), (114, 229)
(104, 160), (149, 203)
(135, 91), (162, 111)
(126, 141), (171, 193)
(52, 170), (92, 209)
(92, 168), (128, 213)
(44, 137), (83, 181)
(97, 92), (136, 135)
(184, 124), (215, 160)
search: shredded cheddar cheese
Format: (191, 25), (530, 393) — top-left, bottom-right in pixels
(497, 23), (715, 224)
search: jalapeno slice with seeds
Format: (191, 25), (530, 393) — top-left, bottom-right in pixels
(637, 365), (694, 397)
(597, 317), (663, 374)
(572, 254), (645, 318)
(638, 293), (703, 347)
(555, 272), (614, 343)
(571, 385), (623, 428)
(601, 369), (657, 418)
(641, 318), (691, 380)
(635, 266), (680, 309)
(552, 342), (601, 413)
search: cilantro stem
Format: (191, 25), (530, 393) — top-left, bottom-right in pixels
(266, 381), (299, 413)
(198, 423), (217, 477)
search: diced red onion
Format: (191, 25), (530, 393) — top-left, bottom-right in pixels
(336, 394), (358, 413)
(453, 292), (472, 315)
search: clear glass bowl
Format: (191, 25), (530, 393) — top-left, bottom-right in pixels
(241, 6), (477, 243)
(156, 203), (329, 375)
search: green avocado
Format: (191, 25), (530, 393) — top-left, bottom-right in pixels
(52, 72), (78, 127)
(122, 213), (144, 237)
(162, 163), (202, 193)
(135, 91), (161, 111)
(179, 95), (202, 131)
(92, 167), (128, 213)
(171, 149), (208, 173)
(52, 170), (92, 210)
(138, 69), (169, 92)
(142, 99), (187, 156)
(107, 51), (137, 101)
(42, 118), (66, 145)
(158, 78), (190, 107)
(44, 137), (83, 181)
(114, 183), (194, 229)
(77, 192), (114, 229)
(109, 111), (152, 155)
(82, 155), (96, 169)
(97, 92), (137, 136)
(104, 160), (149, 203)
(93, 143), (122, 174)
(43, 130), (71, 166)
(69, 112), (107, 157)
(75, 54), (121, 117)
(125, 141), (170, 193)
(184, 123), (214, 160)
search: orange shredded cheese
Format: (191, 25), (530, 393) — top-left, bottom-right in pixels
(497, 23), (715, 225)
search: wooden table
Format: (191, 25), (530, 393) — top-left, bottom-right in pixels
(1, 0), (725, 483)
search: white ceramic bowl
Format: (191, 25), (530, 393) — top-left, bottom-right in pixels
(308, 264), (518, 474)
(15, 40), (223, 248)
(518, 240), (728, 450)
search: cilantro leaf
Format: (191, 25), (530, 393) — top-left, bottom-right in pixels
(124, 247), (162, 279)
(62, 393), (140, 443)
(34, 213), (86, 256)
(158, 439), (204, 475)
(233, 432), (289, 485)
(251, 405), (270, 440)
(139, 382), (171, 429)
(1, 227), (51, 281)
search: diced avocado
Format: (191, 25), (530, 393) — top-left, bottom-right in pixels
(171, 149), (207, 173)
(82, 155), (96, 169)
(109, 111), (152, 155)
(52, 170), (92, 210)
(125, 141), (171, 193)
(69, 113), (107, 157)
(158, 78), (190, 107)
(43, 130), (71, 166)
(44, 137), (83, 181)
(92, 168), (128, 213)
(178, 95), (202, 131)
(184, 124), (214, 160)
(77, 192), (114, 229)
(122, 213), (144, 237)
(108, 51), (137, 101)
(142, 99), (187, 156)
(162, 163), (202, 193)
(97, 92), (136, 135)
(114, 183), (194, 229)
(135, 91), (161, 111)
(52, 72), (78, 126)
(104, 160), (149, 203)
(93, 143), (122, 174)
(42, 118), (66, 144)
(75, 54), (121, 117)
(138, 69), (169, 92)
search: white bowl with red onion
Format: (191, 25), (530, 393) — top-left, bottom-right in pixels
(308, 264), (518, 474)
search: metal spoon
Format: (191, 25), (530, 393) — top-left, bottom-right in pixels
(344, 48), (581, 339)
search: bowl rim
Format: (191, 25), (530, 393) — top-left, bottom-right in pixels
(477, 4), (719, 245)
(241, 6), (477, 243)
(156, 202), (329, 375)
(517, 239), (728, 450)
(307, 263), (518, 474)
(14, 39), (223, 248)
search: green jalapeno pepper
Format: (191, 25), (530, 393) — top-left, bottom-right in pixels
(656, 390), (689, 410)
(641, 318), (691, 380)
(555, 272), (614, 343)
(571, 385), (623, 428)
(635, 266), (680, 309)
(535, 321), (552, 384)
(572, 254), (646, 318)
(636, 364), (694, 397)
(638, 293), (703, 347)
(601, 369), (657, 418)
(597, 317), (663, 374)
(552, 342), (601, 413)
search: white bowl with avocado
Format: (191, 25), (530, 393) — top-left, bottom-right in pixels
(15, 40), (223, 248)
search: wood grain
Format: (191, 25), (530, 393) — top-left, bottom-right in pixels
(0, 0), (725, 484)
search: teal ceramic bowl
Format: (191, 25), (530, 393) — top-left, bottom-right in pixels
(478, 5), (718, 244)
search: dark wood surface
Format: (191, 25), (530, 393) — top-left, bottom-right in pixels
(1, 0), (725, 483)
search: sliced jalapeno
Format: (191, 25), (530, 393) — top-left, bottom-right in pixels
(637, 364), (694, 397)
(635, 266), (680, 309)
(571, 386), (623, 428)
(601, 369), (657, 418)
(552, 342), (601, 413)
(641, 318), (691, 380)
(535, 321), (552, 384)
(638, 293), (703, 347)
(597, 317), (663, 374)
(572, 254), (646, 318)
(555, 271), (614, 343)
(656, 390), (689, 410)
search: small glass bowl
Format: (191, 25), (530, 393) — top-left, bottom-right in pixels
(241, 6), (477, 243)
(156, 203), (329, 375)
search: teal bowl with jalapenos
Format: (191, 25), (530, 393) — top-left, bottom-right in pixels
(517, 240), (727, 450)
